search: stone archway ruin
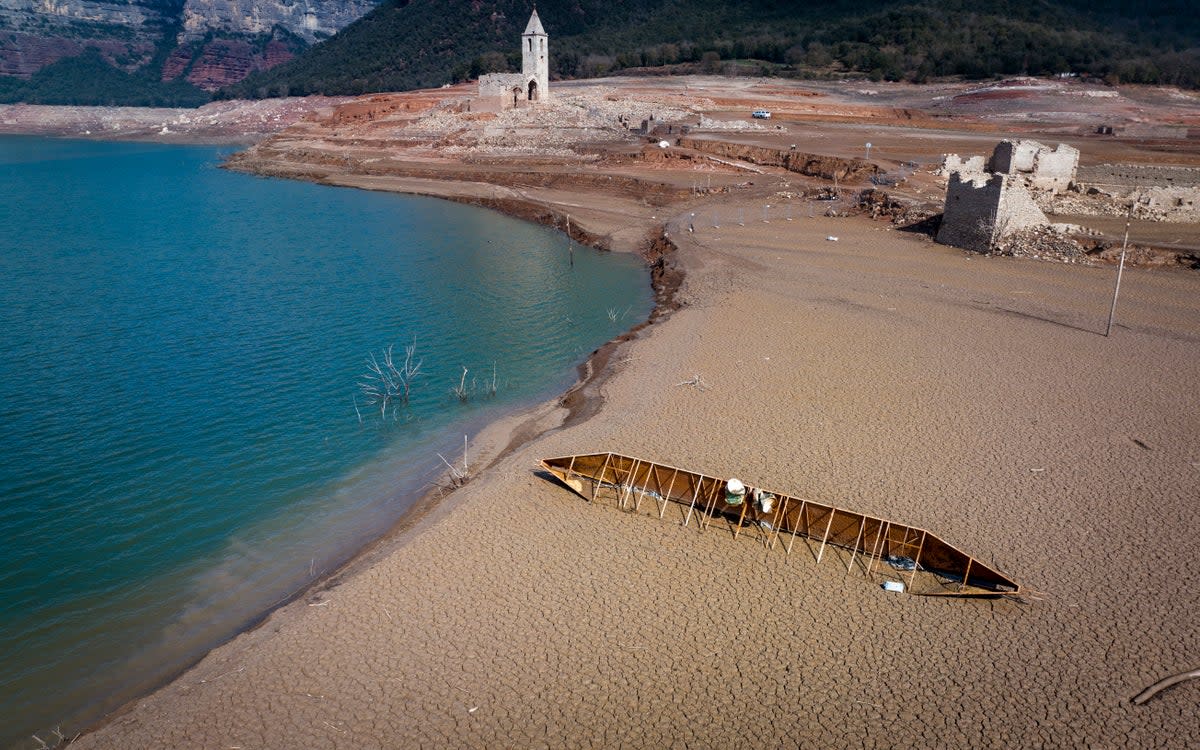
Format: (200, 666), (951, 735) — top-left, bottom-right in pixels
(527, 80), (538, 102)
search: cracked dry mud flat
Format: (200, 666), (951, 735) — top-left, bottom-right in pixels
(74, 205), (1199, 748)
(18, 73), (1194, 748)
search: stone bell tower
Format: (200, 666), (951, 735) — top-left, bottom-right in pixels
(521, 9), (549, 103)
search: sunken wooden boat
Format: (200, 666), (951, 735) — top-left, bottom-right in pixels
(539, 452), (1021, 598)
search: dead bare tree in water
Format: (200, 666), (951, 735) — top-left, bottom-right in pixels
(437, 434), (470, 488)
(356, 338), (422, 422)
(31, 726), (76, 750)
(449, 362), (503, 403)
(452, 366), (472, 402)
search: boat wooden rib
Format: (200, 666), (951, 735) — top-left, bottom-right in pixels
(539, 452), (1021, 598)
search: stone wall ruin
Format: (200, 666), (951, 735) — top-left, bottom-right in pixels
(939, 154), (985, 177)
(476, 73), (536, 112)
(937, 173), (1049, 253)
(936, 139), (1074, 252)
(987, 140), (1079, 191)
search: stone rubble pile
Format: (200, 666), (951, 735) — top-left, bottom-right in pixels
(991, 225), (1092, 264)
(376, 86), (772, 157)
(1048, 185), (1200, 223)
(694, 115), (765, 131)
(398, 92), (698, 155)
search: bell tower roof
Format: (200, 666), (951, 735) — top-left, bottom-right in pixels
(523, 9), (546, 36)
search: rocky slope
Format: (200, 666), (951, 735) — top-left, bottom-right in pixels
(178, 0), (379, 43)
(0, 0), (381, 91)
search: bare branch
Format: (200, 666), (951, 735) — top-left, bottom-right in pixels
(452, 366), (471, 402)
(358, 338), (423, 422)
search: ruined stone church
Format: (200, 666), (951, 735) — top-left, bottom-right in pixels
(476, 9), (549, 111)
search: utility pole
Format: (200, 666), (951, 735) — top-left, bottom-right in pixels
(1105, 206), (1133, 337)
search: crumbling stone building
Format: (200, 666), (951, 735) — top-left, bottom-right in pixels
(476, 10), (549, 112)
(987, 140), (1079, 191)
(941, 154), (985, 176)
(938, 173), (1050, 253)
(937, 139), (1078, 252)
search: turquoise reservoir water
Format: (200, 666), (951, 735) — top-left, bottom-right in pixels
(0, 136), (652, 746)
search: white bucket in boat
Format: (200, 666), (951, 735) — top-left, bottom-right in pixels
(725, 477), (745, 506)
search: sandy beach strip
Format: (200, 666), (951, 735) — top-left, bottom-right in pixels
(73, 197), (1200, 747)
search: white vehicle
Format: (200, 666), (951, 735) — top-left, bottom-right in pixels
(752, 109), (772, 119)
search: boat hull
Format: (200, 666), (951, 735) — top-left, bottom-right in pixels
(539, 452), (1021, 598)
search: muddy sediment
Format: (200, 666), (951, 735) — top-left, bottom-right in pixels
(60, 75), (1200, 749)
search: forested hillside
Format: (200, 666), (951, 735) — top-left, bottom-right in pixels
(218, 0), (1200, 100)
(2, 0), (1195, 105)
